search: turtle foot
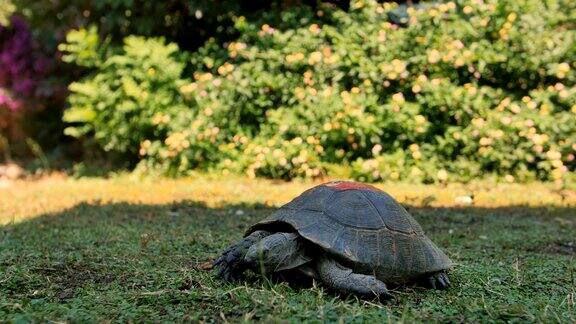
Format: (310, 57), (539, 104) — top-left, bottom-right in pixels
(213, 230), (271, 282)
(213, 247), (246, 282)
(425, 271), (451, 290)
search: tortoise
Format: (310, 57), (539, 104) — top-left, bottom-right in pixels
(214, 181), (453, 299)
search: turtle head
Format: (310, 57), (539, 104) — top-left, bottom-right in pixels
(244, 232), (307, 272)
(244, 235), (285, 266)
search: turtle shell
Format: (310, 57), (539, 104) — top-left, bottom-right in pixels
(247, 181), (453, 283)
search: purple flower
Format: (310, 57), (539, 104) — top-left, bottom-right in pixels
(0, 14), (56, 112)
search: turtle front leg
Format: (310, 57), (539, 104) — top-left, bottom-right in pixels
(316, 257), (392, 300)
(213, 230), (271, 281)
(422, 271), (451, 290)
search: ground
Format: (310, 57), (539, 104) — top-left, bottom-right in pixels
(1, 175), (575, 322)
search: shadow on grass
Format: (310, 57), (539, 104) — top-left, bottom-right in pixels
(1, 201), (575, 321)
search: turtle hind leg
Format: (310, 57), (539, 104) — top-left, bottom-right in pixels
(213, 230), (271, 282)
(421, 271), (451, 290)
(316, 257), (392, 301)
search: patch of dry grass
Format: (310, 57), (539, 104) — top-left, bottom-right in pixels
(1, 175), (574, 225)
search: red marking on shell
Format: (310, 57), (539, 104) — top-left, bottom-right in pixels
(324, 181), (382, 192)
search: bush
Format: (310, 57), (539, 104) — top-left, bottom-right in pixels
(61, 28), (188, 165)
(62, 0), (576, 183)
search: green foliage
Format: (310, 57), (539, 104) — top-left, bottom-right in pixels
(62, 0), (576, 182)
(62, 30), (187, 159)
(59, 26), (107, 68)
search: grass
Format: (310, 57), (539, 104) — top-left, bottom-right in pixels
(1, 175), (575, 322)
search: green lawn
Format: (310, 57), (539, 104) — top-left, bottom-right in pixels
(1, 176), (575, 322)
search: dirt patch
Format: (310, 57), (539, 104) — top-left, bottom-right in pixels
(35, 262), (115, 299)
(546, 242), (576, 255)
(522, 241), (576, 255)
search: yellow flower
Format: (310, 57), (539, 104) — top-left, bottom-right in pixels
(179, 83), (197, 95)
(141, 140), (152, 149)
(324, 54), (340, 65)
(152, 113), (165, 125)
(504, 174), (515, 183)
(286, 52), (305, 63)
(500, 116), (512, 125)
(498, 28), (509, 40)
(472, 117), (485, 128)
(308, 51), (322, 65)
(391, 59), (406, 73)
(415, 115), (426, 124)
(463, 5), (473, 14)
(492, 129), (504, 139)
(409, 143), (420, 152)
(309, 23), (321, 34)
(217, 62), (235, 75)
(551, 168), (564, 180)
(392, 92), (405, 104)
(454, 57), (465, 67)
(197, 72), (213, 82)
(546, 150), (561, 160)
(321, 87), (333, 97)
(294, 87), (306, 100)
(479, 137), (492, 146)
(378, 30), (387, 42)
(410, 167), (423, 177)
(427, 49), (441, 64)
(556, 62), (570, 78)
(437, 169), (448, 181)
(291, 137), (303, 145)
(551, 159), (564, 168)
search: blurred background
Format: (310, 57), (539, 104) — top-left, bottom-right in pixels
(0, 0), (574, 185)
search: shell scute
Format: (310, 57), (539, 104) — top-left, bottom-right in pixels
(324, 190), (384, 230)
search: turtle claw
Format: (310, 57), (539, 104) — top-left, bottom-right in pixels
(213, 249), (246, 282)
(425, 271), (451, 290)
(376, 289), (394, 302)
(213, 230), (271, 282)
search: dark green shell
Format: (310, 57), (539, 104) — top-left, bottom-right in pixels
(247, 181), (453, 283)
